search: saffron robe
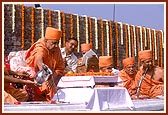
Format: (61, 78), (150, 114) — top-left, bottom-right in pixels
(134, 67), (164, 98)
(118, 69), (137, 93)
(4, 65), (28, 102)
(25, 37), (65, 101)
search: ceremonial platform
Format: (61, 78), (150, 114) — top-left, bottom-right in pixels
(3, 98), (164, 112)
(3, 76), (165, 113)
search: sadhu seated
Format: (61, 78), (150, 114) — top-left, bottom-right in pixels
(130, 50), (164, 99)
(66, 56), (121, 88)
(95, 56), (120, 87)
(77, 48), (99, 73)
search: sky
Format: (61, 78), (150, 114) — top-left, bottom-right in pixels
(24, 2), (165, 31)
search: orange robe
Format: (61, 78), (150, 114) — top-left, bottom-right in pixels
(4, 91), (17, 103)
(25, 37), (65, 101)
(134, 68), (164, 98)
(4, 83), (29, 102)
(4, 66), (28, 103)
(118, 69), (137, 93)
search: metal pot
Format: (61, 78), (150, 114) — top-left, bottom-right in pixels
(34, 64), (53, 86)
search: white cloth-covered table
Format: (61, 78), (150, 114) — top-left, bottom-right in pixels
(52, 88), (94, 104)
(57, 76), (95, 88)
(52, 87), (134, 111)
(93, 76), (118, 83)
(86, 87), (134, 111)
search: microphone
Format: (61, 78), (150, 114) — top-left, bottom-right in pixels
(136, 67), (149, 98)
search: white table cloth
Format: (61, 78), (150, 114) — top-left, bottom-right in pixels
(86, 87), (134, 111)
(52, 87), (134, 111)
(57, 76), (95, 88)
(52, 88), (94, 104)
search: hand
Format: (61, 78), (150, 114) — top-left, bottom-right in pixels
(16, 71), (30, 78)
(129, 88), (137, 96)
(23, 80), (36, 87)
(46, 76), (56, 88)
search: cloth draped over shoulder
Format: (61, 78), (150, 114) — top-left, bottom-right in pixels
(118, 70), (136, 92)
(135, 68), (164, 98)
(25, 37), (65, 75)
(24, 37), (65, 101)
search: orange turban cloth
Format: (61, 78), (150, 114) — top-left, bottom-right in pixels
(122, 57), (134, 67)
(138, 50), (152, 61)
(99, 56), (113, 68)
(81, 43), (91, 52)
(45, 27), (62, 40)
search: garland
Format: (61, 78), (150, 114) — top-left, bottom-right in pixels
(12, 4), (15, 33)
(130, 25), (134, 57)
(109, 21), (113, 56)
(94, 17), (98, 50)
(70, 12), (73, 38)
(161, 30), (164, 67)
(115, 22), (119, 67)
(135, 26), (140, 69)
(61, 11), (66, 46)
(31, 7), (34, 45)
(148, 28), (152, 50)
(151, 29), (155, 64)
(146, 28), (149, 49)
(159, 30), (163, 67)
(55, 10), (61, 30)
(21, 5), (24, 50)
(147, 28), (150, 49)
(158, 31), (161, 66)
(144, 27), (147, 48)
(55, 10), (62, 47)
(154, 29), (157, 60)
(156, 31), (159, 65)
(118, 22), (123, 45)
(127, 24), (131, 57)
(48, 9), (52, 27)
(41, 8), (44, 38)
(85, 15), (89, 44)
(100, 18), (104, 56)
(75, 14), (80, 52)
(89, 17), (92, 48)
(161, 30), (164, 48)
(106, 20), (109, 56)
(141, 26), (144, 50)
(139, 26), (143, 51)
(124, 24), (128, 58)
(133, 25), (137, 56)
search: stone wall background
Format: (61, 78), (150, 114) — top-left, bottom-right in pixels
(4, 4), (164, 70)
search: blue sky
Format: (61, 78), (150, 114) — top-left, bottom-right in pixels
(24, 2), (165, 30)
